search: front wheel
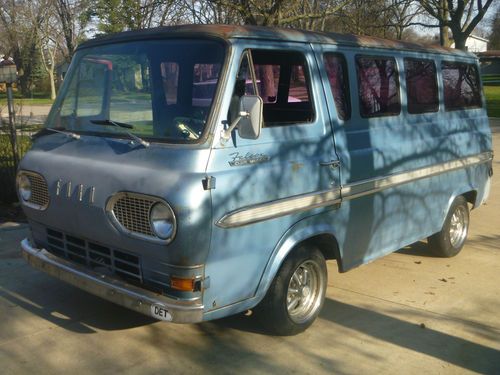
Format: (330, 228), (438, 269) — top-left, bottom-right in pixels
(428, 196), (470, 257)
(255, 245), (327, 336)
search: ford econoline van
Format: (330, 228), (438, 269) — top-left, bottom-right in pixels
(17, 25), (493, 335)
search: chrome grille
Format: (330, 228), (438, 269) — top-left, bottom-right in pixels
(26, 173), (49, 209)
(112, 195), (155, 237)
(46, 228), (142, 282)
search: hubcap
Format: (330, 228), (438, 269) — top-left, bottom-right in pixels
(449, 205), (468, 249)
(286, 260), (325, 324)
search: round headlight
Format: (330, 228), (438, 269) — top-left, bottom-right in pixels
(150, 202), (176, 240)
(18, 174), (32, 202)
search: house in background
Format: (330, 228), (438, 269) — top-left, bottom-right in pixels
(478, 51), (500, 86)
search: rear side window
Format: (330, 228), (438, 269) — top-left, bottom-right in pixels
(442, 61), (482, 110)
(324, 53), (351, 120)
(356, 56), (401, 117)
(404, 58), (438, 114)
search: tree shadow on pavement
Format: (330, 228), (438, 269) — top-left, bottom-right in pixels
(202, 310), (269, 335)
(466, 234), (500, 250)
(0, 270), (154, 334)
(319, 298), (500, 374)
(2, 262), (499, 373)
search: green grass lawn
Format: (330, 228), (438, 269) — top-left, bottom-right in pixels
(484, 86), (500, 118)
(482, 74), (500, 86)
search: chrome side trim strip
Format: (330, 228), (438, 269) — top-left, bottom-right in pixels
(342, 151), (493, 201)
(217, 151), (492, 229)
(216, 189), (342, 228)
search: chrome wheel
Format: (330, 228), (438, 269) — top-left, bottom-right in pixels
(449, 204), (469, 249)
(428, 196), (469, 258)
(256, 246), (327, 335)
(286, 260), (325, 324)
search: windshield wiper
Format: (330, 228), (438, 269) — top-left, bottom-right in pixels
(32, 127), (80, 140)
(91, 119), (134, 129)
(90, 119), (150, 148)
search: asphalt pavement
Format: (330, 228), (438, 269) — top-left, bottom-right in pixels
(0, 127), (499, 374)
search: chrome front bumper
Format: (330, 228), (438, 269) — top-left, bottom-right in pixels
(21, 238), (204, 323)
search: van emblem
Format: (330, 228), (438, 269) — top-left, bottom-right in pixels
(56, 179), (96, 204)
(229, 152), (270, 167)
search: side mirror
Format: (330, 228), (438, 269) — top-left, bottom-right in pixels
(237, 95), (263, 140)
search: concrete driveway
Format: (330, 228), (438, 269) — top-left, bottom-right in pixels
(0, 130), (499, 374)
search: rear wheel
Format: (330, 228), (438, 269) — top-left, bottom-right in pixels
(428, 196), (469, 257)
(256, 245), (327, 336)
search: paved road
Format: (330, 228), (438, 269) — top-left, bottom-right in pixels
(0, 131), (499, 374)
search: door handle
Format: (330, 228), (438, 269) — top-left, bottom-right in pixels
(319, 160), (340, 168)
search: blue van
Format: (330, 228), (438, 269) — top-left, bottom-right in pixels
(17, 25), (493, 335)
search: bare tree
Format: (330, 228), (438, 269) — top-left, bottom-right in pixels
(326, 0), (390, 36)
(418, 0), (495, 49)
(94, 0), (183, 33)
(487, 9), (500, 49)
(200, 0), (349, 29)
(0, 0), (44, 95)
(385, 0), (425, 40)
(53, 0), (92, 60)
(181, 0), (241, 24)
(37, 2), (61, 99)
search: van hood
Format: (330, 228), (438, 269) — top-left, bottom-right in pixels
(19, 133), (212, 267)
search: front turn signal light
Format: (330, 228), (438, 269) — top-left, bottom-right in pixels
(170, 276), (195, 291)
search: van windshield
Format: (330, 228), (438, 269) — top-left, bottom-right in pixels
(47, 39), (225, 143)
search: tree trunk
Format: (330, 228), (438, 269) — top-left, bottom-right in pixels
(438, 0), (451, 47)
(452, 32), (467, 51)
(48, 69), (56, 100)
(259, 65), (276, 102)
(440, 25), (452, 47)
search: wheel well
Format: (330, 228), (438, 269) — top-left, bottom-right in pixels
(461, 190), (477, 207)
(297, 233), (343, 271)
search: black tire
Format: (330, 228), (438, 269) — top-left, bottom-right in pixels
(255, 245), (327, 336)
(428, 196), (470, 257)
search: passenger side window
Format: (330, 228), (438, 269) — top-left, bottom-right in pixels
(61, 58), (109, 117)
(442, 61), (482, 110)
(404, 58), (438, 114)
(356, 56), (401, 117)
(324, 53), (351, 120)
(192, 63), (222, 107)
(233, 50), (314, 127)
(161, 62), (179, 105)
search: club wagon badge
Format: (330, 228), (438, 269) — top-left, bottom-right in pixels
(229, 152), (270, 166)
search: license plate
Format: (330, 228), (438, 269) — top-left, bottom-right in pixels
(151, 304), (173, 321)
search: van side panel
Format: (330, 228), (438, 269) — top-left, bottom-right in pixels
(204, 43), (492, 318)
(204, 40), (340, 313)
(315, 45), (492, 270)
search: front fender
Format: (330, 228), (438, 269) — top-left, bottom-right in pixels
(202, 210), (344, 321)
(253, 215), (342, 304)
